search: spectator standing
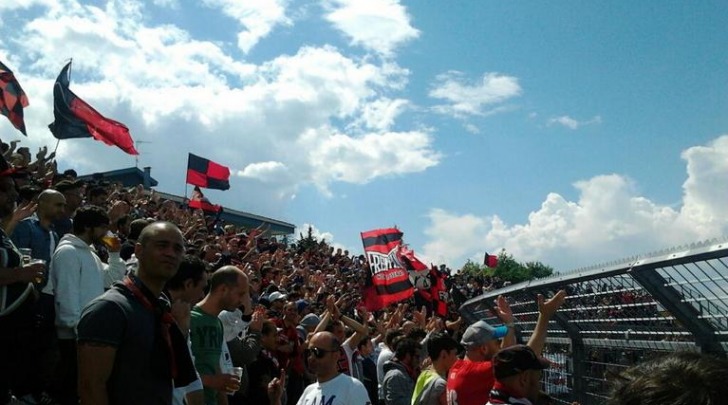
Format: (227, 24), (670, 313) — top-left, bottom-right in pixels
(50, 205), (126, 405)
(166, 255), (210, 405)
(76, 222), (199, 405)
(412, 333), (460, 405)
(381, 338), (422, 405)
(0, 158), (47, 404)
(486, 345), (550, 405)
(190, 266), (248, 405)
(272, 331), (370, 405)
(9, 189), (65, 402)
(52, 180), (84, 237)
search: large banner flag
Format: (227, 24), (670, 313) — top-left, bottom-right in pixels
(360, 228), (414, 311)
(186, 153), (230, 191)
(49, 61), (138, 155)
(0, 60), (29, 136)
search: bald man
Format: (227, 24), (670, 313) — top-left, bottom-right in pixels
(190, 265), (249, 405)
(11, 189), (66, 286)
(285, 331), (370, 405)
(77, 222), (199, 405)
(9, 189), (65, 402)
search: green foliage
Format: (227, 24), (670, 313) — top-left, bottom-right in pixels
(294, 226), (320, 252)
(461, 251), (554, 284)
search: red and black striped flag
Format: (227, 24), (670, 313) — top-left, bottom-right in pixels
(49, 61), (138, 155)
(0, 60), (29, 136)
(360, 228), (414, 311)
(186, 153), (230, 191)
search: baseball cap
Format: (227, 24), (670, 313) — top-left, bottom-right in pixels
(296, 299), (310, 313)
(299, 313), (321, 329)
(268, 291), (288, 302)
(460, 320), (508, 348)
(493, 345), (550, 379)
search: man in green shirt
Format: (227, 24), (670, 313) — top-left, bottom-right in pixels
(190, 266), (249, 405)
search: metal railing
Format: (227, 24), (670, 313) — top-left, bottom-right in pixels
(459, 237), (728, 404)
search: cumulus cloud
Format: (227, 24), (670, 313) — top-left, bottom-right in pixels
(429, 71), (522, 118)
(547, 115), (602, 130)
(0, 0), (440, 217)
(422, 135), (728, 271)
(295, 223), (349, 251)
(324, 0), (420, 56)
(202, 0), (291, 54)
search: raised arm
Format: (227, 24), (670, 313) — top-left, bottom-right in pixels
(528, 290), (567, 354)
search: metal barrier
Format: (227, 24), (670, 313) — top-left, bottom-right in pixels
(459, 237), (728, 404)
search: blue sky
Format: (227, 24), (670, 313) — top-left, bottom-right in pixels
(1, 0), (727, 272)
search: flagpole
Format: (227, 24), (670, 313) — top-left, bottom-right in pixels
(52, 138), (60, 156)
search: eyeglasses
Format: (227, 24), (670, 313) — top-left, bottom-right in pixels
(304, 347), (338, 359)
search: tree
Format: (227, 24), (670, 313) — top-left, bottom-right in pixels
(462, 251), (554, 284)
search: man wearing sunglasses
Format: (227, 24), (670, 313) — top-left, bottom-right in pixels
(293, 331), (371, 405)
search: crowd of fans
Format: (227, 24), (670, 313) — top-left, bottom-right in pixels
(1, 136), (727, 405)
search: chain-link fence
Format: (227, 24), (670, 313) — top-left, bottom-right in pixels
(459, 238), (728, 404)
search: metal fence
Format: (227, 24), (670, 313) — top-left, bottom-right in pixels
(459, 237), (728, 404)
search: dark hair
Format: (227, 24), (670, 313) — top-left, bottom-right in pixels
(385, 329), (404, 348)
(116, 214), (130, 229)
(128, 218), (151, 240)
(73, 205), (109, 234)
(18, 185), (41, 203)
(261, 320), (277, 336)
(356, 336), (371, 351)
(406, 327), (427, 342)
(208, 266), (243, 292)
(607, 352), (728, 405)
(394, 338), (421, 360)
(426, 332), (460, 360)
(166, 255), (207, 291)
(63, 169), (77, 178)
(88, 187), (107, 200)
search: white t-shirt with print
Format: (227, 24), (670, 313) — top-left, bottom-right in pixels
(296, 373), (371, 405)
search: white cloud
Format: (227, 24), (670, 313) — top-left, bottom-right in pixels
(0, 1), (439, 217)
(202, 0), (291, 54)
(350, 97), (409, 131)
(429, 71), (522, 118)
(324, 0), (419, 56)
(237, 161), (289, 182)
(295, 223), (349, 252)
(422, 135), (728, 271)
(547, 115), (602, 130)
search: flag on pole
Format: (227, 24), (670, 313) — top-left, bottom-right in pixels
(186, 153), (230, 191)
(49, 61), (138, 155)
(188, 186), (223, 213)
(484, 252), (498, 268)
(360, 228), (413, 311)
(0, 60), (29, 135)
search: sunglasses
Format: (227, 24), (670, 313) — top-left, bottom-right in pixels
(304, 347), (338, 359)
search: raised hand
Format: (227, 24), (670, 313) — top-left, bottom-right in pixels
(538, 290), (567, 318)
(495, 295), (514, 324)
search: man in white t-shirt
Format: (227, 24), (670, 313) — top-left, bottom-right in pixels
(271, 331), (371, 405)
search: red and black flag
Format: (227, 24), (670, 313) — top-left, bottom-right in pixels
(484, 252), (499, 268)
(188, 186), (222, 213)
(186, 153), (230, 191)
(360, 228), (413, 311)
(49, 61), (138, 155)
(0, 60), (29, 135)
